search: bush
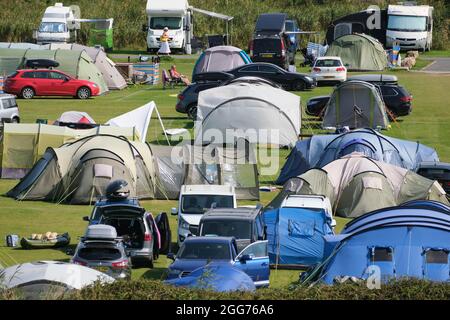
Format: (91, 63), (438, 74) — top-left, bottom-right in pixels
(65, 279), (450, 300)
(0, 0), (447, 50)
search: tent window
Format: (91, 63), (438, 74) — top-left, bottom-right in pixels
(362, 177), (383, 190)
(426, 249), (449, 264)
(94, 164), (113, 179)
(371, 247), (393, 262)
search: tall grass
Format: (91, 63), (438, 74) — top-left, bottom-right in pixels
(0, 0), (448, 50)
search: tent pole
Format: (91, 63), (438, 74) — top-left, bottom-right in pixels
(154, 106), (171, 146)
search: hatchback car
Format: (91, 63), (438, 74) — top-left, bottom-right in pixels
(0, 94), (20, 123)
(227, 63), (315, 91)
(84, 198), (159, 268)
(4, 69), (100, 99)
(72, 225), (131, 280)
(167, 237), (270, 288)
(199, 207), (266, 252)
(311, 56), (347, 85)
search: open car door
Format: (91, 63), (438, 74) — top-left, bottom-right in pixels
(234, 241), (270, 288)
(155, 212), (172, 255)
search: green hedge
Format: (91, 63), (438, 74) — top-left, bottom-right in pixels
(65, 279), (449, 300)
(0, 0), (448, 50)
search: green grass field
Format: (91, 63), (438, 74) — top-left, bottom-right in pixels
(0, 54), (449, 289)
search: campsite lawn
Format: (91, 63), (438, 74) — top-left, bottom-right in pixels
(0, 56), (449, 289)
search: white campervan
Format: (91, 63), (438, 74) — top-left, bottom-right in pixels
(145, 0), (192, 53)
(280, 195), (336, 228)
(172, 185), (237, 244)
(35, 3), (77, 44)
(386, 4), (433, 51)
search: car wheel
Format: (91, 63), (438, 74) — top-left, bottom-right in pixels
(77, 87), (91, 100)
(294, 81), (306, 91)
(21, 87), (35, 99)
(148, 258), (154, 269)
(187, 106), (198, 120)
(11, 117), (20, 123)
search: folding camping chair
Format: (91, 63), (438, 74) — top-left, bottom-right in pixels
(162, 69), (183, 90)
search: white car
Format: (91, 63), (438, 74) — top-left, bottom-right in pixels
(311, 56), (347, 84)
(0, 94), (20, 123)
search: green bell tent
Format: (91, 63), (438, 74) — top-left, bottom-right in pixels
(326, 33), (388, 71)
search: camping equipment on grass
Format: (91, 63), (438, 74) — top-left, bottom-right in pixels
(269, 153), (449, 218)
(326, 33), (388, 71)
(322, 81), (389, 130)
(20, 232), (70, 250)
(276, 128), (439, 184)
(304, 201), (450, 284)
(192, 46), (251, 78)
(196, 81), (301, 147)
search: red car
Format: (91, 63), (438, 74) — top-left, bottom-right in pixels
(4, 69), (100, 99)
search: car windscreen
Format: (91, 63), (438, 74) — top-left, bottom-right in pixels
(315, 59), (342, 67)
(418, 168), (450, 180)
(39, 22), (67, 33)
(78, 247), (122, 261)
(178, 242), (231, 260)
(201, 220), (252, 240)
(388, 15), (427, 32)
(181, 195), (234, 214)
(150, 17), (182, 30)
(253, 38), (281, 54)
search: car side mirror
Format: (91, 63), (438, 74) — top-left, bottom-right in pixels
(171, 208), (178, 216)
(66, 248), (74, 256)
(167, 253), (176, 261)
(83, 216), (90, 222)
(64, 77), (70, 82)
(239, 254), (254, 263)
(142, 24), (149, 32)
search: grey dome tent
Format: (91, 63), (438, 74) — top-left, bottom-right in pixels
(276, 128), (440, 184)
(326, 33), (388, 71)
(268, 153), (449, 218)
(192, 46), (252, 78)
(196, 82), (301, 147)
(322, 81), (389, 130)
(0, 43), (126, 90)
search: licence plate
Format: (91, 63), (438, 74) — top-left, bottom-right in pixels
(324, 76), (335, 79)
(261, 53), (274, 58)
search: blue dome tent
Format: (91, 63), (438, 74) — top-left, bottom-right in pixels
(276, 128), (439, 184)
(306, 201), (450, 284)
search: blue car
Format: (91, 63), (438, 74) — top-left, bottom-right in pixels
(166, 237), (270, 288)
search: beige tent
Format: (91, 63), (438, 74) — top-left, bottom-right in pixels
(268, 153), (448, 218)
(0, 123), (140, 179)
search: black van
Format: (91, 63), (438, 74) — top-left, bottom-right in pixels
(250, 13), (296, 69)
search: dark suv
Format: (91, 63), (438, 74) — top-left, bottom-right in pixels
(199, 206), (266, 252)
(250, 13), (296, 70)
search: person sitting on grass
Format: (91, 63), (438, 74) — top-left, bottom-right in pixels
(170, 65), (191, 86)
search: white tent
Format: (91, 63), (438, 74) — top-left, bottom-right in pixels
(195, 82), (301, 147)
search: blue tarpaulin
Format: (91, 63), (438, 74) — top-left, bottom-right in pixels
(276, 128), (439, 184)
(263, 207), (334, 267)
(165, 263), (256, 292)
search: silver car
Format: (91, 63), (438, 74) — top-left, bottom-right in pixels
(0, 94), (20, 123)
(72, 227), (132, 280)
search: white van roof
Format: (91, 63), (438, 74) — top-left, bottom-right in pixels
(146, 0), (189, 15)
(388, 5), (433, 17)
(181, 185), (235, 196)
(281, 195), (332, 214)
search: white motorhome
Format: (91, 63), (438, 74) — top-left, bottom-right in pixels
(145, 0), (193, 53)
(386, 4), (433, 51)
(35, 3), (79, 44)
(280, 195), (336, 228)
(171, 185), (237, 244)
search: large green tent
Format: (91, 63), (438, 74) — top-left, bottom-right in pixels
(0, 48), (108, 94)
(326, 33), (388, 71)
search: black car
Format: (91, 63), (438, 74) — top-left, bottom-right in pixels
(250, 33), (296, 70)
(417, 162), (450, 197)
(227, 63), (315, 91)
(306, 74), (412, 118)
